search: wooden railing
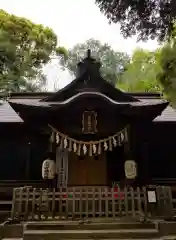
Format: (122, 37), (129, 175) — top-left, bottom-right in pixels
(170, 187), (176, 214)
(11, 186), (173, 221)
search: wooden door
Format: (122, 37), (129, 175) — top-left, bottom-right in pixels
(68, 152), (107, 186)
(68, 153), (86, 185)
(86, 154), (107, 185)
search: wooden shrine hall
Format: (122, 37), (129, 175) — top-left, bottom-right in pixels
(0, 50), (176, 190)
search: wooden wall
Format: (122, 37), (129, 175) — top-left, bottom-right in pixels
(106, 146), (125, 186)
(130, 122), (176, 183)
(0, 121), (176, 185)
(147, 122), (176, 179)
(0, 124), (48, 181)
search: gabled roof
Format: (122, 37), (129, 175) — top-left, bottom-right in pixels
(41, 51), (138, 103)
(0, 92), (173, 123)
(0, 51), (172, 123)
(8, 92), (168, 123)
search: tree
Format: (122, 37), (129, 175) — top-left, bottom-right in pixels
(118, 49), (163, 92)
(61, 39), (130, 86)
(0, 10), (67, 92)
(95, 0), (176, 41)
(157, 40), (176, 105)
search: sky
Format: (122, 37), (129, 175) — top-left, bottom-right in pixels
(0, 0), (159, 90)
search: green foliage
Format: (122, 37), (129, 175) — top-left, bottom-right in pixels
(118, 49), (163, 92)
(61, 39), (130, 86)
(156, 40), (176, 104)
(0, 10), (67, 92)
(95, 0), (176, 41)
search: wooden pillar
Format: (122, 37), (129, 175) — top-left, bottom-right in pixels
(25, 141), (31, 180)
(49, 131), (56, 156)
(142, 141), (150, 185)
(47, 131), (56, 189)
(123, 124), (137, 187)
(123, 126), (132, 186)
(124, 124), (134, 159)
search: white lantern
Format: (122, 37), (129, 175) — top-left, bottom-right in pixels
(124, 160), (137, 179)
(42, 159), (56, 179)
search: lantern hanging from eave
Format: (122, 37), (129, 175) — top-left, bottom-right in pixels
(42, 158), (56, 180)
(124, 160), (137, 180)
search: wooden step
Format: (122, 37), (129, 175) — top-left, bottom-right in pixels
(25, 221), (157, 231)
(23, 228), (159, 240)
(3, 238), (23, 240)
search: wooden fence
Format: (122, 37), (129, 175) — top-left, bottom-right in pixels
(170, 187), (176, 215)
(11, 186), (173, 221)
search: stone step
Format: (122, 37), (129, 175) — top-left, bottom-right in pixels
(162, 236), (176, 240)
(0, 224), (23, 239)
(5, 238), (176, 240)
(3, 239), (175, 240)
(1, 239), (163, 240)
(23, 228), (159, 240)
(3, 238), (23, 240)
(25, 221), (157, 231)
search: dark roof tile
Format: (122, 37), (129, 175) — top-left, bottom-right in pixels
(138, 98), (176, 122)
(154, 105), (176, 122)
(0, 102), (23, 123)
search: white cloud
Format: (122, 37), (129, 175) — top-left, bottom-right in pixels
(0, 0), (159, 90)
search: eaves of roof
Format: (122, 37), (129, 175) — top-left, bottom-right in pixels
(0, 92), (174, 123)
(0, 102), (23, 123)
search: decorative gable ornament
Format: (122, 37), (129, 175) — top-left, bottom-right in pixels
(124, 160), (137, 179)
(82, 110), (97, 134)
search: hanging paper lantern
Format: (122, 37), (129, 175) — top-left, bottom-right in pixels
(64, 138), (68, 148)
(42, 159), (56, 179)
(124, 160), (137, 179)
(83, 144), (87, 154)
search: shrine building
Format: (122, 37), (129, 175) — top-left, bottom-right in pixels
(0, 50), (176, 190)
